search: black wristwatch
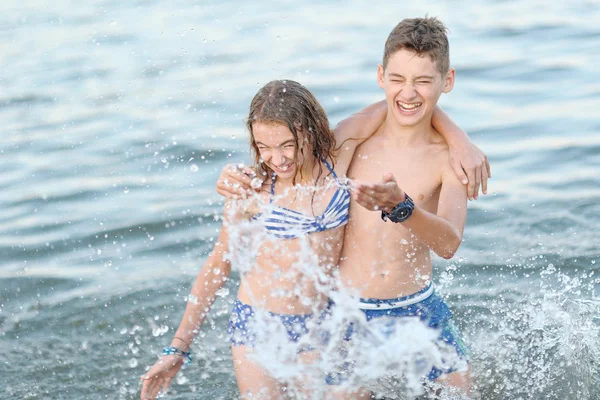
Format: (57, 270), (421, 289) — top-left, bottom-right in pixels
(381, 193), (414, 223)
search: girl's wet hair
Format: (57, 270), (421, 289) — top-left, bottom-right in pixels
(247, 80), (335, 184)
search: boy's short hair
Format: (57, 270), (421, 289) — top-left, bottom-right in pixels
(383, 17), (450, 75)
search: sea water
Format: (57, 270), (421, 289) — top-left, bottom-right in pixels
(1, 0), (599, 399)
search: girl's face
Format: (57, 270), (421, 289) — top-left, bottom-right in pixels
(252, 122), (306, 181)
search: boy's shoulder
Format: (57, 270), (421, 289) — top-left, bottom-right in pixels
(409, 129), (456, 184)
(428, 129), (453, 163)
(424, 130), (466, 190)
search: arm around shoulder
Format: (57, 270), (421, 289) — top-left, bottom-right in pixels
(334, 100), (386, 144)
(333, 100), (387, 169)
(431, 106), (491, 200)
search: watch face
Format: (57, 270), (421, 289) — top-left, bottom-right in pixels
(386, 195), (414, 223)
(390, 200), (414, 222)
(396, 208), (410, 219)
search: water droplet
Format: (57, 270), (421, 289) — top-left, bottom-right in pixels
(251, 178), (263, 189)
(190, 164), (199, 172)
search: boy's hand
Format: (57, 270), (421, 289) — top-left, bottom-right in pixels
(354, 173), (405, 213)
(449, 142), (491, 201)
(216, 163), (263, 199)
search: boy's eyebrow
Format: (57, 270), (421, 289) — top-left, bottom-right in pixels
(388, 73), (405, 79)
(388, 73), (435, 80)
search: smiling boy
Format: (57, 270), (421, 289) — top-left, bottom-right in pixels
(337, 17), (472, 395)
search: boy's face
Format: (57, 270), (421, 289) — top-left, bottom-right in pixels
(378, 49), (455, 128)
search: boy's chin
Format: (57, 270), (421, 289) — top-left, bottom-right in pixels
(391, 108), (432, 127)
(393, 115), (424, 127)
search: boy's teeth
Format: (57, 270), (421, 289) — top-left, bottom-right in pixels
(397, 101), (422, 110)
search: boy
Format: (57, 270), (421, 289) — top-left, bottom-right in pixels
(338, 16), (472, 395)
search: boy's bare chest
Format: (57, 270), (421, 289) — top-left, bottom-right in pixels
(348, 144), (442, 206)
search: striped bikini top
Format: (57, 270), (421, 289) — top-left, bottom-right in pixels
(256, 160), (350, 240)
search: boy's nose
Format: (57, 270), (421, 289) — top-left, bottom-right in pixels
(400, 85), (417, 100)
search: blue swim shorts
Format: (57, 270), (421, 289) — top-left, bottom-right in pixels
(340, 284), (470, 382)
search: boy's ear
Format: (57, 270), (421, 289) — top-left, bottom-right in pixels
(442, 68), (455, 93)
(377, 64), (385, 89)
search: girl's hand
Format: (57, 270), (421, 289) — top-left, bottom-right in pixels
(140, 355), (183, 400)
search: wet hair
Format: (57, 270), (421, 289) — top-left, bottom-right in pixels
(247, 80), (335, 185)
(383, 17), (450, 75)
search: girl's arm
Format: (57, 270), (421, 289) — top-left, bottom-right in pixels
(432, 106), (491, 200)
(169, 210), (233, 351)
(139, 204), (236, 399)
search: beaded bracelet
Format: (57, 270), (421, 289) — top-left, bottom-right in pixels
(162, 346), (192, 367)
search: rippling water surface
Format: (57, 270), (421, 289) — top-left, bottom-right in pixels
(1, 1), (599, 399)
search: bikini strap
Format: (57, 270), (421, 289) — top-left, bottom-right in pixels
(322, 158), (340, 182)
(271, 159), (338, 201)
(270, 172), (276, 203)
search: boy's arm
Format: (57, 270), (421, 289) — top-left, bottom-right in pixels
(333, 100), (387, 174)
(215, 101), (388, 198)
(354, 169), (467, 259)
(432, 106), (491, 200)
(215, 163), (258, 199)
